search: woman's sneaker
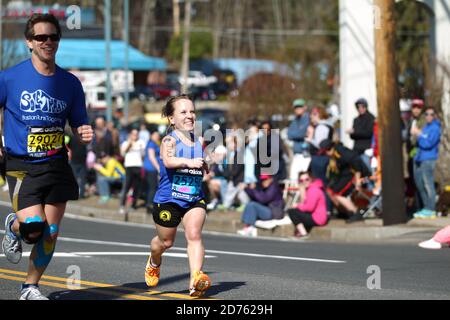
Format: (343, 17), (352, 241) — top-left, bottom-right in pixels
(418, 238), (442, 250)
(189, 271), (211, 298)
(144, 257), (160, 287)
(19, 285), (49, 300)
(2, 213), (22, 264)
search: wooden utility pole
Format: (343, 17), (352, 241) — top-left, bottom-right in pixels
(180, 0), (192, 94)
(374, 0), (407, 225)
(173, 0), (181, 37)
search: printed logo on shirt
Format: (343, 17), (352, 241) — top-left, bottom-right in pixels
(20, 90), (67, 114)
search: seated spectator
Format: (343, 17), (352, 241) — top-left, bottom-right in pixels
(205, 145), (228, 210)
(221, 135), (249, 211)
(319, 139), (370, 223)
(237, 174), (284, 237)
(287, 171), (328, 238)
(93, 152), (126, 204)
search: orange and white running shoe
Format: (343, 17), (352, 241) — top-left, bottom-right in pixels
(144, 257), (160, 287)
(189, 271), (211, 297)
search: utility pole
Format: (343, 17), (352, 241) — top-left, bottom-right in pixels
(173, 0), (180, 37)
(104, 0), (112, 123)
(123, 0), (129, 126)
(180, 0), (191, 94)
(374, 0), (407, 225)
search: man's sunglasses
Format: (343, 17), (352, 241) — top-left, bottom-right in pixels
(425, 112), (435, 116)
(32, 34), (60, 42)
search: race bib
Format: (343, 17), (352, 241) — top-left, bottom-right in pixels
(171, 168), (203, 202)
(27, 127), (64, 158)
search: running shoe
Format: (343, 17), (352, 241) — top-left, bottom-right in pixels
(144, 257), (160, 287)
(414, 209), (437, 219)
(418, 238), (442, 250)
(189, 271), (211, 298)
(19, 285), (49, 300)
(2, 213), (22, 264)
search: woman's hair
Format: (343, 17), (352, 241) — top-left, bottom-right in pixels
(162, 94), (192, 118)
(162, 94), (192, 133)
(24, 13), (62, 40)
(310, 106), (329, 120)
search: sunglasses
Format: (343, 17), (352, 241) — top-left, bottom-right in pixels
(32, 34), (60, 42)
(425, 112), (435, 116)
(299, 177), (310, 183)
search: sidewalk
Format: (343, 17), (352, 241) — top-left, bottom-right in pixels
(1, 191), (448, 243)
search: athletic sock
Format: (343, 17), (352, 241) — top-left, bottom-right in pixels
(149, 257), (160, 268)
(21, 283), (38, 290)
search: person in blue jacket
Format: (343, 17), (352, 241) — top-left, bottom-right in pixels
(411, 106), (441, 219)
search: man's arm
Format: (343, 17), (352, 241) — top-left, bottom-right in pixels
(71, 125), (94, 145)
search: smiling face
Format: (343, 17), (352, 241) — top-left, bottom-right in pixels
(169, 98), (196, 132)
(26, 22), (60, 64)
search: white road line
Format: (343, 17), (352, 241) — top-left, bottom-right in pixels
(0, 252), (216, 259)
(0, 231), (346, 264)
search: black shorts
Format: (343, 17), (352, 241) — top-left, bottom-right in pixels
(327, 174), (355, 197)
(152, 200), (207, 228)
(5, 155), (79, 212)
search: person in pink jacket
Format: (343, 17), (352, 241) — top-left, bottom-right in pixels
(287, 171), (328, 238)
(418, 225), (450, 249)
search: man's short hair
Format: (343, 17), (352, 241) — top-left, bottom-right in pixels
(24, 13), (62, 40)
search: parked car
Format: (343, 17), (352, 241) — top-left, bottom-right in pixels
(149, 83), (180, 100)
(189, 85), (217, 101)
(195, 108), (228, 137)
(178, 71), (217, 87)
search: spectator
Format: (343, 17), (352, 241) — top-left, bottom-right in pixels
(287, 171), (328, 238)
(256, 120), (287, 182)
(119, 128), (146, 214)
(67, 132), (88, 199)
(221, 135), (249, 210)
(418, 225), (450, 249)
(237, 174), (284, 237)
(205, 145), (228, 210)
(405, 99), (426, 211)
(244, 120), (259, 185)
(305, 106), (334, 184)
(319, 139), (370, 223)
(93, 152), (125, 203)
(287, 99), (311, 181)
(143, 130), (161, 214)
(411, 107), (441, 219)
(346, 98), (375, 172)
(92, 116), (114, 158)
(107, 120), (121, 157)
(139, 121), (151, 146)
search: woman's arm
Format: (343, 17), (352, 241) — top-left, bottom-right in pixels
(160, 136), (203, 169)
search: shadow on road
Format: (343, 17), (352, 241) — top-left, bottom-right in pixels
(47, 272), (245, 300)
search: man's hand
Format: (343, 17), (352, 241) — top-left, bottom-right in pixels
(77, 125), (94, 144)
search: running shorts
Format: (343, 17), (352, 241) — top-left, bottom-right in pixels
(5, 155), (79, 212)
(152, 200), (207, 228)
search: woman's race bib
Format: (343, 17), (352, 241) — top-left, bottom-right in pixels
(171, 168), (203, 202)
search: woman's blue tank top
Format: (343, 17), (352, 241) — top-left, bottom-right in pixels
(153, 131), (204, 208)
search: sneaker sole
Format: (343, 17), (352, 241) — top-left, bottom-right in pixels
(191, 273), (211, 297)
(2, 237), (21, 264)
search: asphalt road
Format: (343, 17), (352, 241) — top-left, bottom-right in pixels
(1, 205), (450, 301)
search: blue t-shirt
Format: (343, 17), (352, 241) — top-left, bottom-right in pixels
(0, 59), (88, 161)
(153, 131), (204, 208)
(143, 140), (160, 172)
